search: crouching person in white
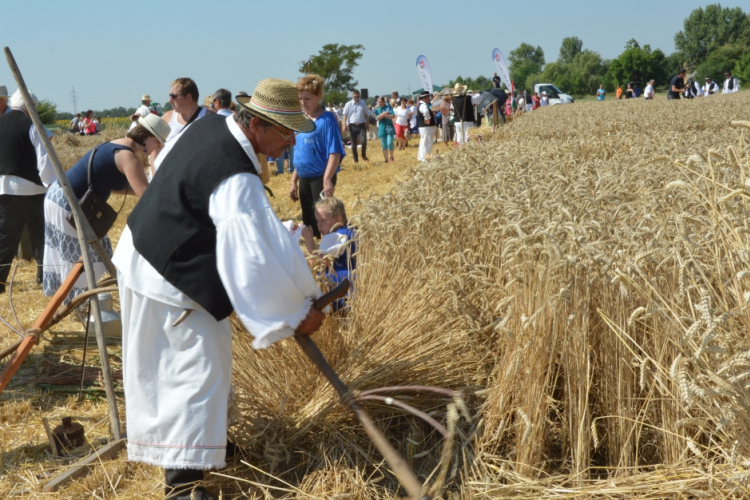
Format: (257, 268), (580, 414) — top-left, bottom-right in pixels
(113, 79), (324, 500)
(416, 91), (436, 162)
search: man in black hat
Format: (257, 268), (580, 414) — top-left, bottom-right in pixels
(723, 71), (740, 94)
(703, 76), (719, 96)
(416, 91), (436, 161)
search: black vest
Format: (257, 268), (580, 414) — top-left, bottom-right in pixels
(127, 114), (259, 321)
(0, 110), (41, 185)
(452, 95), (476, 123)
(416, 101), (435, 128)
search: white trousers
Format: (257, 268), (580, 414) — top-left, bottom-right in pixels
(120, 284), (232, 469)
(418, 126), (436, 161)
(454, 122), (473, 144)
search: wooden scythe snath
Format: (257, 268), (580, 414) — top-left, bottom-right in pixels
(1, 47), (122, 440)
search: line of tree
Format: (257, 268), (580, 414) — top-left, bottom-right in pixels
(503, 4), (750, 95)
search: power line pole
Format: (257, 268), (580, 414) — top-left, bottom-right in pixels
(70, 86), (78, 114)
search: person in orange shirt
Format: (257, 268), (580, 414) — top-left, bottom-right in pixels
(615, 85), (623, 99)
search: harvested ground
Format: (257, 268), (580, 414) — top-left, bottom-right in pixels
(3, 94), (750, 498)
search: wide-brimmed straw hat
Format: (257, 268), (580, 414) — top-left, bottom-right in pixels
(452, 83), (468, 94)
(138, 114), (171, 145)
(0, 85), (8, 98)
(141, 94), (152, 102)
(236, 79), (314, 133)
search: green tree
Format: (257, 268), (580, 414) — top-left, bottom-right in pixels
(606, 39), (669, 88)
(509, 43), (545, 91)
(446, 75), (493, 91)
(300, 43), (365, 104)
(735, 51), (750, 87)
(674, 4), (750, 67)
(695, 44), (747, 83)
(559, 37), (583, 64)
(36, 99), (57, 124)
(527, 50), (608, 96)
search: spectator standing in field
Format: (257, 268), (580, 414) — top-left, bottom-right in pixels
(703, 76), (719, 95)
(390, 90), (400, 109)
(374, 96), (396, 163)
(616, 85), (623, 99)
(0, 90), (54, 290)
(342, 90), (369, 163)
(625, 83), (634, 99)
(212, 88), (234, 117)
(452, 84), (482, 145)
(667, 69), (686, 100)
(644, 80), (655, 100)
(532, 92), (541, 110)
(416, 91), (436, 162)
(0, 86), (8, 115)
(154, 77), (214, 173)
(407, 98), (418, 136)
(291, 74), (345, 238)
(135, 95), (152, 118)
(540, 91), (549, 106)
(723, 71), (740, 94)
(597, 84), (606, 101)
(492, 73), (501, 88)
(684, 78), (703, 98)
(440, 95), (454, 144)
(394, 98), (412, 150)
(43, 114), (169, 301)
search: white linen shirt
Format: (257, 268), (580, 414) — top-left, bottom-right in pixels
(113, 114), (321, 349)
(216, 108), (233, 117)
(135, 104), (151, 118)
(342, 100), (368, 125)
(0, 110), (55, 195)
(723, 77), (740, 94)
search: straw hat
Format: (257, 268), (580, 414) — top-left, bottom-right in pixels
(0, 85), (8, 98)
(236, 79), (314, 133)
(141, 94), (152, 102)
(138, 114), (171, 145)
(452, 83), (468, 94)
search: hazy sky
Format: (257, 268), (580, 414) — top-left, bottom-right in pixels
(0, 0), (740, 112)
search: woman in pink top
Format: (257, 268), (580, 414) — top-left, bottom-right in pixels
(81, 110), (97, 135)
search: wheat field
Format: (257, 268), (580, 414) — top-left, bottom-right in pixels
(2, 94), (750, 498)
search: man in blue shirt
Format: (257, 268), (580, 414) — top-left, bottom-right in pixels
(596, 85), (605, 101)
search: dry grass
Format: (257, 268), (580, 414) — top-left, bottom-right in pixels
(3, 94), (750, 498)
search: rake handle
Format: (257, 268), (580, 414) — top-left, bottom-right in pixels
(294, 280), (427, 500)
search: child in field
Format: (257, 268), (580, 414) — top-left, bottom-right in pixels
(300, 197), (356, 309)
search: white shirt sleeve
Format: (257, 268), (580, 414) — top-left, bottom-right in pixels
(471, 94), (483, 104)
(28, 124), (55, 188)
(418, 102), (430, 120)
(319, 232), (348, 257)
(211, 173), (322, 349)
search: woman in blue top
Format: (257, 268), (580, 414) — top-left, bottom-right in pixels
(374, 96), (396, 163)
(290, 74), (345, 238)
(43, 114), (170, 301)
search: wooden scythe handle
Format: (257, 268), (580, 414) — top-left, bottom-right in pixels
(294, 279), (428, 500)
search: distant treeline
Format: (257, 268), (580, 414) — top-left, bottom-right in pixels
(451, 4), (750, 96)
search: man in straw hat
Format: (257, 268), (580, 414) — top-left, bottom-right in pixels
(0, 85), (9, 115)
(0, 90), (55, 292)
(135, 94), (153, 118)
(113, 79), (325, 500)
(451, 83), (482, 146)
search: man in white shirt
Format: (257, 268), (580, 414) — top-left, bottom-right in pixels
(723, 71), (740, 94)
(211, 88), (234, 117)
(0, 90), (55, 290)
(0, 85), (8, 115)
(416, 91), (437, 161)
(540, 91), (549, 106)
(341, 90), (369, 163)
(643, 80), (655, 100)
(135, 95), (152, 118)
(703, 76), (719, 95)
(113, 79), (324, 500)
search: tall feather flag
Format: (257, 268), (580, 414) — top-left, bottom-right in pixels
(491, 49), (511, 90)
(416, 55), (433, 94)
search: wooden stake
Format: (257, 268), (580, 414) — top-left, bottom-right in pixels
(4, 47), (121, 440)
(41, 417), (59, 457)
(43, 438), (126, 492)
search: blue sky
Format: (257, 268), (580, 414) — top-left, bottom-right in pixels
(0, 0), (741, 112)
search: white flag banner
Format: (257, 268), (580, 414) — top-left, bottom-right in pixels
(416, 55), (433, 94)
(492, 48), (511, 90)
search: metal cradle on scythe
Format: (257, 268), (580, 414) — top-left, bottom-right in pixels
(299, 279), (471, 500)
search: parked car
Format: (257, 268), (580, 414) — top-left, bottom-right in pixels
(534, 84), (574, 105)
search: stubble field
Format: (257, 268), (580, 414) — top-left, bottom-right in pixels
(2, 94), (750, 499)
